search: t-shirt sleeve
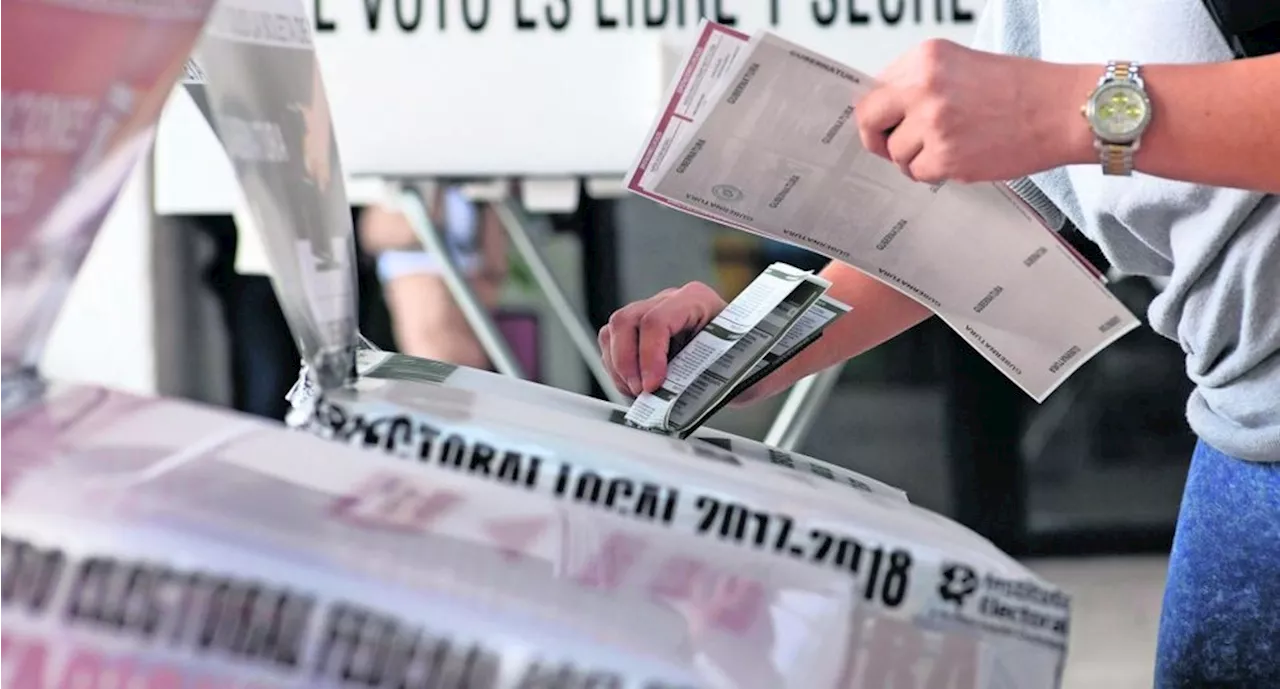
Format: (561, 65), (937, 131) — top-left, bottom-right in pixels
(968, 0), (1043, 59)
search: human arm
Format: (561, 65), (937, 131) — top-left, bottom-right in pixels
(856, 41), (1280, 193)
(1059, 55), (1280, 193)
(356, 202), (426, 254)
(730, 261), (930, 405)
(598, 260), (930, 403)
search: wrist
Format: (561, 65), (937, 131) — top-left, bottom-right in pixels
(1041, 63), (1101, 168)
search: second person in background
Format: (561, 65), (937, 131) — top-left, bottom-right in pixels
(359, 183), (508, 370)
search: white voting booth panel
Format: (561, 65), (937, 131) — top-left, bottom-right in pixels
(154, 0), (986, 213)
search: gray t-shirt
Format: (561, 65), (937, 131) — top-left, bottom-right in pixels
(974, 0), (1280, 462)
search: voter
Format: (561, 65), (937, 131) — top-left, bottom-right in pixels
(598, 1), (1279, 685)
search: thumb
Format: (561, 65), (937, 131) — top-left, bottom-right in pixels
(637, 302), (703, 393)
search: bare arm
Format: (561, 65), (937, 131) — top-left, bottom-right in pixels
(735, 261), (931, 404)
(1052, 54), (1280, 193)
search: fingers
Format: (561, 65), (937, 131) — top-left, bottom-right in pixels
(856, 86), (906, 161)
(597, 326), (632, 398)
(598, 283), (724, 397)
(885, 116), (925, 181)
(604, 302), (650, 396)
(636, 302), (697, 392)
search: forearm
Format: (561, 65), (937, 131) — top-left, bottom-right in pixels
(1053, 54), (1280, 192)
(736, 261), (931, 404)
(357, 204), (422, 253)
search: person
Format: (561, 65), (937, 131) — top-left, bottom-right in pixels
(358, 183), (508, 370)
(597, 1), (1279, 685)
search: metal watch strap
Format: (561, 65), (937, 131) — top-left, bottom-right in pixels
(1099, 60), (1142, 176)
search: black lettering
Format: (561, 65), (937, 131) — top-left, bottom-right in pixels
(694, 495), (720, 533)
(597, 0), (618, 28)
(362, 0), (383, 30)
(575, 471), (605, 504)
(662, 488), (679, 524)
(315, 0), (337, 31)
(2, 538), (65, 615)
(634, 484), (659, 520)
(769, 0), (780, 25)
(644, 0), (666, 27)
(812, 0), (836, 25)
(462, 0), (488, 30)
(65, 557), (115, 628)
(526, 457), (542, 488)
(880, 0), (904, 24)
(713, 0), (736, 25)
(384, 417), (413, 453)
(312, 602), (365, 680)
(553, 462), (572, 496)
(440, 434), (467, 469)
(469, 441), (496, 476)
(516, 0), (537, 28)
(395, 0), (423, 30)
(604, 477), (634, 509)
(951, 0), (974, 22)
(547, 0), (570, 28)
(496, 451), (524, 485)
(438, 0), (447, 29)
(849, 0), (871, 23)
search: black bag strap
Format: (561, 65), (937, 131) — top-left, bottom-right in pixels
(1200, 0), (1280, 58)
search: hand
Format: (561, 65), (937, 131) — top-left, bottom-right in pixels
(855, 39), (1094, 184)
(598, 282), (726, 397)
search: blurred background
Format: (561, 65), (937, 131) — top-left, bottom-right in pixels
(35, 3), (1189, 685)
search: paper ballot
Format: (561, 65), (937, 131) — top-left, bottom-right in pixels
(625, 263), (849, 437)
(626, 21), (1141, 403)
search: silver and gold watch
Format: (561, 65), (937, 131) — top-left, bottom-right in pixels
(1081, 61), (1153, 176)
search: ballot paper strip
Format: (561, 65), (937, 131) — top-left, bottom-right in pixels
(187, 0), (361, 391)
(288, 347), (907, 505)
(5, 384), (1066, 688)
(626, 263), (849, 436)
(626, 21), (1142, 403)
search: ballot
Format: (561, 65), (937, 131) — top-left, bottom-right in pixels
(627, 20), (1142, 403)
(625, 262), (849, 437)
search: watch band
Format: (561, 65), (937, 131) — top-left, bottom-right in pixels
(1098, 60), (1142, 176)
(1100, 143), (1134, 176)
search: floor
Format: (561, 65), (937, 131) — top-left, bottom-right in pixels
(1027, 556), (1168, 689)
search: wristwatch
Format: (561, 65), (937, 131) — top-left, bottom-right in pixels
(1081, 61), (1153, 176)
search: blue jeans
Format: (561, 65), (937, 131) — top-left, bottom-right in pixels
(1156, 440), (1280, 687)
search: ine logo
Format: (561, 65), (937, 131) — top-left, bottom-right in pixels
(938, 562), (979, 607)
(712, 184), (744, 203)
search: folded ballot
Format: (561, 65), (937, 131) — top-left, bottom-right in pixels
(625, 262), (849, 437)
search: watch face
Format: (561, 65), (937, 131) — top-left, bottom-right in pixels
(1088, 83), (1150, 141)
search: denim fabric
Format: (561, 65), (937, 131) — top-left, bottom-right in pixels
(1155, 440), (1280, 687)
